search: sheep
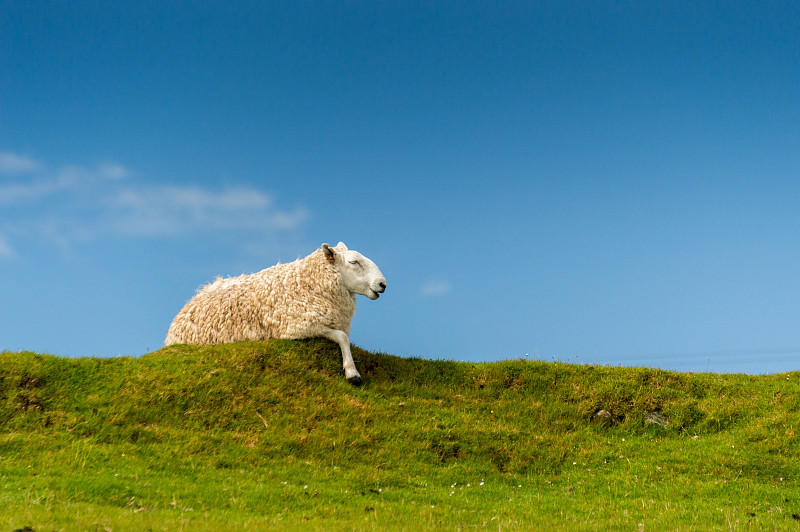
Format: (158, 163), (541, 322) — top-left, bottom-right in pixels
(164, 242), (386, 385)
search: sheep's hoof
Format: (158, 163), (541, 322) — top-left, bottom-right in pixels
(347, 375), (363, 387)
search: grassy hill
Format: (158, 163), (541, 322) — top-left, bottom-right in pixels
(1, 340), (799, 530)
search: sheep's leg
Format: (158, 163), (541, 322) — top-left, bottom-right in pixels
(321, 329), (362, 386)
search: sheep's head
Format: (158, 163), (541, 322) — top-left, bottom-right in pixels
(322, 242), (387, 300)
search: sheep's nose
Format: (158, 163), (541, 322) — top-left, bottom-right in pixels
(378, 281), (387, 293)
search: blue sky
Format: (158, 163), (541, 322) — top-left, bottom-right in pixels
(2, 1), (799, 374)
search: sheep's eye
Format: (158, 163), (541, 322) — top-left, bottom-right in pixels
(349, 260), (360, 266)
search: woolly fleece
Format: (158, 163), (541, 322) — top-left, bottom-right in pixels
(165, 246), (356, 346)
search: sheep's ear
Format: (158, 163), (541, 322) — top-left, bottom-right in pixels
(336, 242), (348, 250)
(322, 243), (336, 262)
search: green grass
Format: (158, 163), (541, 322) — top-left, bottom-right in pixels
(1, 339), (799, 530)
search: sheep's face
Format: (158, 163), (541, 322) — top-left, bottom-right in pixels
(323, 242), (387, 300)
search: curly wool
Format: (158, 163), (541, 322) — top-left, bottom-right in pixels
(164, 248), (356, 346)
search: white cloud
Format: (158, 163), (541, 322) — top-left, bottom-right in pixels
(420, 280), (452, 297)
(0, 175), (74, 204)
(0, 180), (55, 203)
(111, 184), (308, 237)
(98, 162), (131, 180)
(0, 235), (13, 257)
(0, 160), (130, 204)
(0, 151), (41, 174)
(0, 150), (308, 251)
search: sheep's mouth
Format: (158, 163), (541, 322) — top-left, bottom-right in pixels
(368, 290), (380, 300)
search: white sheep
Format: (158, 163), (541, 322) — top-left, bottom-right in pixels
(164, 242), (386, 385)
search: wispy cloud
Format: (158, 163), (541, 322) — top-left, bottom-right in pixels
(0, 151), (41, 174)
(0, 150), (308, 255)
(98, 162), (131, 180)
(111, 184), (307, 237)
(0, 160), (124, 204)
(0, 174), (76, 204)
(0, 235), (14, 257)
(420, 280), (452, 297)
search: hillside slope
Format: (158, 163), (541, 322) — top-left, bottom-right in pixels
(1, 340), (799, 530)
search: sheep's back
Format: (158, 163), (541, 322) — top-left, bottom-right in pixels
(165, 253), (355, 345)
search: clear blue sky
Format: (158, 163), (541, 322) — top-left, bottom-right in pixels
(2, 2), (799, 374)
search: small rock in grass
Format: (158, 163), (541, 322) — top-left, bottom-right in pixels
(645, 412), (668, 427)
(592, 409), (617, 427)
